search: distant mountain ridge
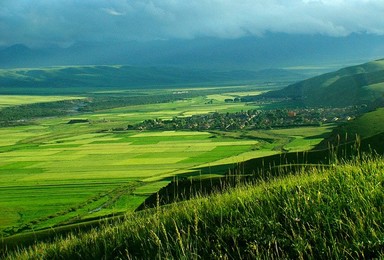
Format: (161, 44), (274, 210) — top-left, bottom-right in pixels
(0, 65), (301, 94)
(1, 33), (384, 69)
(262, 59), (384, 107)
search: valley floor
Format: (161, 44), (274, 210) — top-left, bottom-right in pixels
(0, 86), (334, 237)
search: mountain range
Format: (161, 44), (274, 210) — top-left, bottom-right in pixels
(1, 33), (384, 71)
(0, 65), (303, 95)
(1, 58), (384, 110)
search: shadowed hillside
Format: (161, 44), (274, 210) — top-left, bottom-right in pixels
(316, 107), (384, 150)
(262, 59), (384, 107)
(0, 65), (301, 94)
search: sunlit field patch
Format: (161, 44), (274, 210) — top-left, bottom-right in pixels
(268, 126), (334, 151)
(115, 157), (188, 165)
(133, 181), (170, 195)
(206, 90), (265, 102)
(198, 150), (279, 167)
(0, 95), (84, 108)
(268, 125), (334, 137)
(0, 130), (41, 146)
(283, 136), (325, 152)
(367, 82), (384, 92)
(131, 131), (210, 137)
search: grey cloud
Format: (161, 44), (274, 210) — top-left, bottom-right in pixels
(1, 0), (384, 47)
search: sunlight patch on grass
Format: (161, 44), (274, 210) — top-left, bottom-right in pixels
(115, 157), (188, 165)
(0, 95), (84, 108)
(367, 82), (384, 92)
(131, 131), (210, 137)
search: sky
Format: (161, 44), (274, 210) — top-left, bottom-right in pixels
(1, 0), (384, 48)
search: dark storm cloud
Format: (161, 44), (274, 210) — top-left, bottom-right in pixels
(1, 0), (384, 47)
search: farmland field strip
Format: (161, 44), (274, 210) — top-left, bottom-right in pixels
(0, 181), (143, 233)
(0, 127), (326, 186)
(40, 182), (142, 228)
(78, 94), (262, 123)
(0, 95), (85, 108)
(0, 130), (266, 189)
(0, 186), (112, 230)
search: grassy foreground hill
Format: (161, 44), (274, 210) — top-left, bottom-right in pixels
(263, 59), (384, 107)
(3, 155), (383, 259)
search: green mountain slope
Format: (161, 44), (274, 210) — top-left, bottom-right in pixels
(264, 59), (384, 107)
(316, 107), (384, 150)
(4, 157), (384, 259)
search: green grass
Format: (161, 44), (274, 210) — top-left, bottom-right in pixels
(5, 155), (383, 259)
(0, 182), (139, 232)
(133, 181), (171, 195)
(367, 82), (384, 92)
(282, 137), (325, 151)
(268, 126), (334, 152)
(0, 95), (84, 109)
(336, 108), (384, 138)
(205, 90), (267, 102)
(317, 108), (384, 150)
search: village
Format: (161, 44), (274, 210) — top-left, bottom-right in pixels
(133, 105), (367, 131)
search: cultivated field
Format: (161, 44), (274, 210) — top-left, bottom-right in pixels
(0, 86), (334, 237)
(0, 95), (84, 108)
(0, 127), (261, 234)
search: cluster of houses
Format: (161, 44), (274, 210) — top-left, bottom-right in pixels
(134, 106), (365, 131)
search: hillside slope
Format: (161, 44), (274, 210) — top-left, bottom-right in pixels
(4, 157), (384, 259)
(316, 107), (384, 150)
(264, 59), (384, 107)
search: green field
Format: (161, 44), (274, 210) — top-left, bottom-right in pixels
(0, 86), (334, 237)
(0, 95), (85, 108)
(0, 128), (261, 234)
(269, 126), (335, 152)
(83, 93), (262, 123)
